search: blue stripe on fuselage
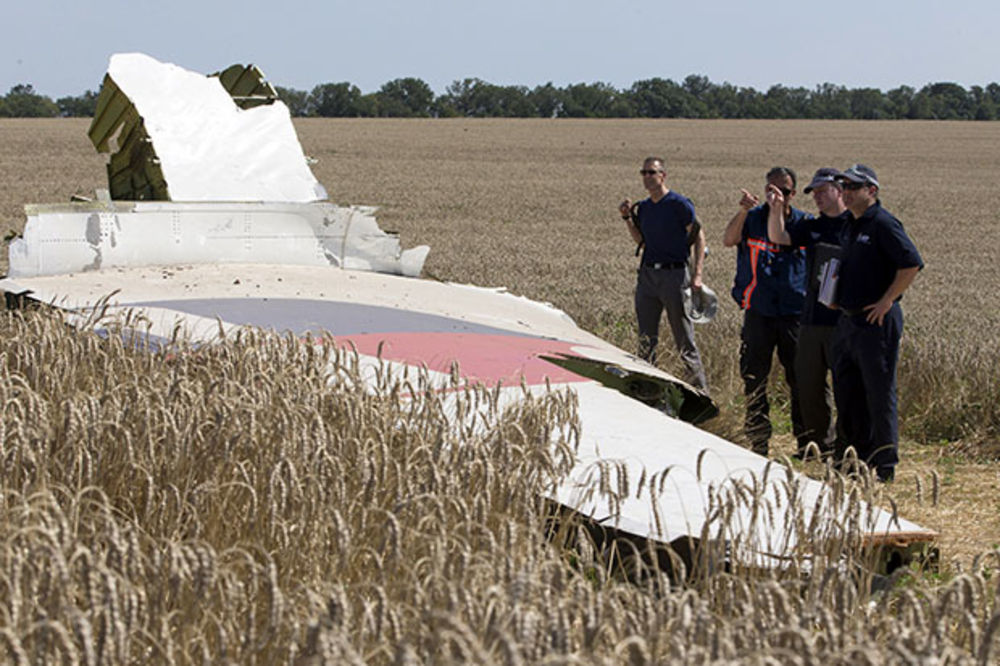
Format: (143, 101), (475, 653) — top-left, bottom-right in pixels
(123, 298), (539, 339)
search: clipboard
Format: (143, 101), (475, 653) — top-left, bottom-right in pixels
(814, 242), (841, 308)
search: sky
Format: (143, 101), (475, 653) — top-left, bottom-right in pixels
(4, 0), (999, 99)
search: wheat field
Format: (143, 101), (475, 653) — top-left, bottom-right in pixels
(0, 118), (998, 663)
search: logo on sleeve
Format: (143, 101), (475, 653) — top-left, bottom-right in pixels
(857, 234), (871, 244)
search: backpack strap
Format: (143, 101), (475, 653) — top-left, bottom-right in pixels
(630, 201), (644, 257)
(687, 215), (702, 247)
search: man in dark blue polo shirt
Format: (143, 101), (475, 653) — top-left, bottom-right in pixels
(766, 167), (850, 458)
(723, 166), (810, 456)
(831, 164), (923, 482)
(619, 156), (708, 391)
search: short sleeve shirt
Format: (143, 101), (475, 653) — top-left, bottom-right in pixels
(637, 191), (696, 265)
(786, 211), (849, 326)
(835, 201), (923, 311)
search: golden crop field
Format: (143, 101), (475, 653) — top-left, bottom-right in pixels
(1, 118), (999, 663)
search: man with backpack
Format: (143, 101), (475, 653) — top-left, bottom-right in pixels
(619, 156), (709, 392)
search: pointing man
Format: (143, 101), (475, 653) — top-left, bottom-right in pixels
(724, 167), (809, 456)
(766, 168), (849, 458)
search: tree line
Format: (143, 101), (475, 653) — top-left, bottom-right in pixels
(4, 76), (1000, 120)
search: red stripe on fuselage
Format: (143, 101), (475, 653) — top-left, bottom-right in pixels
(324, 332), (590, 387)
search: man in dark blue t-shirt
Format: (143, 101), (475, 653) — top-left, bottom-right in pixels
(723, 166), (809, 456)
(619, 157), (708, 391)
(766, 167), (849, 458)
(831, 164), (923, 482)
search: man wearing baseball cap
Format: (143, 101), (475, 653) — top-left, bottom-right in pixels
(831, 164), (923, 482)
(766, 167), (850, 459)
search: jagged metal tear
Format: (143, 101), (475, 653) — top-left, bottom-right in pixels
(8, 201), (429, 278)
(88, 53), (326, 203)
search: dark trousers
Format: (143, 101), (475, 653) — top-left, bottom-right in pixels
(635, 266), (708, 391)
(830, 304), (903, 470)
(740, 309), (804, 454)
(795, 324), (839, 455)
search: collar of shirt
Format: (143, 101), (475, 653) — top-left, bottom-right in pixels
(850, 200), (881, 224)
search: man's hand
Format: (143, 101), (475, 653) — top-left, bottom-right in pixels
(765, 183), (784, 209)
(724, 192), (756, 247)
(621, 198), (643, 245)
(691, 274), (704, 291)
(864, 267), (920, 325)
(619, 199), (632, 219)
(739, 188), (760, 211)
(864, 298), (894, 326)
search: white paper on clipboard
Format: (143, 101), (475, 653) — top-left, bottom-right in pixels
(815, 242), (841, 308)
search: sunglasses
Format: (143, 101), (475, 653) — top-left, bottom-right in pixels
(841, 182), (867, 191)
(778, 186), (792, 197)
(639, 169), (662, 176)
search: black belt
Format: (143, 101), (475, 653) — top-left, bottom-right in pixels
(642, 261), (686, 270)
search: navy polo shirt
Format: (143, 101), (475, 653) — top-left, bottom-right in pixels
(786, 211), (849, 327)
(835, 201), (923, 311)
(731, 204), (810, 317)
(637, 191), (696, 265)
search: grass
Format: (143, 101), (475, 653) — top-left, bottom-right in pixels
(292, 117), (1000, 449)
(1, 117), (999, 662)
(1, 308), (997, 663)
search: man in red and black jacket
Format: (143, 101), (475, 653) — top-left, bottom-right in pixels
(723, 166), (810, 456)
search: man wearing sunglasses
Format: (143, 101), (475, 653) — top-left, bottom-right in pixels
(618, 157), (708, 391)
(830, 164), (923, 482)
(765, 168), (850, 460)
(723, 166), (810, 457)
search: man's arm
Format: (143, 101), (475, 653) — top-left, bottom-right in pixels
(625, 219), (643, 245)
(765, 185), (792, 245)
(723, 188), (759, 247)
(689, 227), (706, 290)
(864, 266), (920, 325)
(619, 199), (643, 245)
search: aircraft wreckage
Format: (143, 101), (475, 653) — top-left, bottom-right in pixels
(0, 53), (936, 575)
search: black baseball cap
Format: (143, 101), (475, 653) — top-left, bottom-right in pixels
(837, 164), (880, 188)
(803, 167), (842, 193)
